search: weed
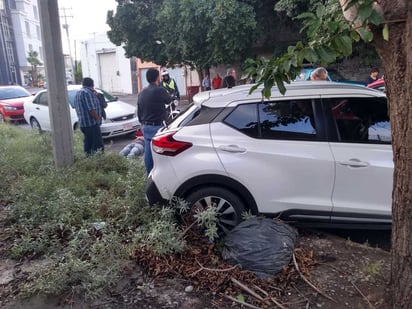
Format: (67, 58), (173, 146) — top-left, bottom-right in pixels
(0, 125), (186, 300)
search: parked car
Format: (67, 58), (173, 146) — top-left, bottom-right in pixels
(147, 81), (392, 233)
(23, 85), (140, 138)
(296, 66), (365, 86)
(367, 78), (385, 92)
(0, 85), (32, 123)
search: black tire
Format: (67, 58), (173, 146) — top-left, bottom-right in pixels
(0, 113), (4, 123)
(30, 117), (42, 132)
(73, 122), (79, 131)
(186, 186), (245, 235)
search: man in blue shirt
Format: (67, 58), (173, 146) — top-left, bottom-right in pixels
(74, 77), (104, 155)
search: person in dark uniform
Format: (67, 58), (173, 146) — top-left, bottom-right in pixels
(137, 68), (171, 174)
(221, 68), (237, 88)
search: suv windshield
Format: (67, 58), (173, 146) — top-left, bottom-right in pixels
(0, 87), (31, 100)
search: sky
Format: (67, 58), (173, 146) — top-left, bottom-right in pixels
(57, 0), (117, 57)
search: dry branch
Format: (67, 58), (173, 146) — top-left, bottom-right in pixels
(351, 281), (377, 309)
(221, 293), (262, 309)
(189, 259), (239, 277)
(292, 253), (337, 303)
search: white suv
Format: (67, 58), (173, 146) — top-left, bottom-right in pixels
(147, 81), (392, 233)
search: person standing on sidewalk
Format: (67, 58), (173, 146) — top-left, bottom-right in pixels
(137, 68), (171, 174)
(221, 68), (237, 88)
(202, 74), (211, 91)
(212, 73), (222, 89)
(74, 77), (104, 155)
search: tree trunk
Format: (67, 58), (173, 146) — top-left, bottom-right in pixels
(372, 2), (412, 308)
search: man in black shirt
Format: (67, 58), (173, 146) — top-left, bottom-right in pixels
(137, 68), (171, 174)
(221, 68), (236, 88)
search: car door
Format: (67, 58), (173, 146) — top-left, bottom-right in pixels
(211, 97), (335, 222)
(324, 96), (392, 224)
(32, 92), (51, 131)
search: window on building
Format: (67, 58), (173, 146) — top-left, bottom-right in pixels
(25, 21), (31, 37)
(9, 0), (16, 10)
(28, 44), (33, 51)
(36, 25), (40, 39)
(0, 0), (4, 10)
(39, 46), (43, 60)
(33, 5), (38, 20)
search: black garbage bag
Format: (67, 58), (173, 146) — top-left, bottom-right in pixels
(221, 217), (298, 278)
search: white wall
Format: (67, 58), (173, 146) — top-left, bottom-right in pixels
(80, 33), (132, 94)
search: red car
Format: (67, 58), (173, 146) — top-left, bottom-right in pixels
(0, 85), (32, 123)
(367, 78), (385, 92)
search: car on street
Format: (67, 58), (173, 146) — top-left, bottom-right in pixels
(367, 78), (385, 92)
(146, 81), (392, 233)
(0, 85), (32, 123)
(24, 85), (140, 138)
(296, 66), (365, 86)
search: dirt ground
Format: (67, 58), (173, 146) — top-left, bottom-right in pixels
(0, 224), (392, 309)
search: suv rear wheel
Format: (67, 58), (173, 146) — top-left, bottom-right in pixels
(186, 187), (245, 234)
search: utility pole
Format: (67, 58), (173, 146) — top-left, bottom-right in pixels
(60, 7), (74, 83)
(38, 0), (74, 167)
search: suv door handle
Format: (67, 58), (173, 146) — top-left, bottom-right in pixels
(339, 159), (369, 168)
(218, 145), (247, 153)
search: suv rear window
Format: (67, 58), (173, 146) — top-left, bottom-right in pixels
(327, 97), (390, 143)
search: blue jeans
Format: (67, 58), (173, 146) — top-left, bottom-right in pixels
(80, 124), (104, 155)
(142, 124), (162, 174)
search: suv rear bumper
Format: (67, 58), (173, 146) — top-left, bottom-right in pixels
(146, 176), (168, 206)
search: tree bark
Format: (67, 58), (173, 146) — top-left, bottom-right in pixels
(372, 2), (412, 308)
(340, 1), (412, 307)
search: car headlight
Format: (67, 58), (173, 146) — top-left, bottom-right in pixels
(4, 106), (18, 111)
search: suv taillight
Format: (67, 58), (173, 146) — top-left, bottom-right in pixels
(152, 131), (192, 156)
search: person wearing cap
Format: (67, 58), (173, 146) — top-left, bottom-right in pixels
(137, 68), (171, 174)
(73, 77), (105, 155)
(160, 68), (180, 100)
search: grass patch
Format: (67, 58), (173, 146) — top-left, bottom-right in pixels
(0, 124), (186, 300)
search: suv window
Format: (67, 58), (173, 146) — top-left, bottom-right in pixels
(327, 97), (390, 143)
(224, 99), (319, 140)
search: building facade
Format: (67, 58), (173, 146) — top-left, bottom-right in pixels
(6, 0), (44, 85)
(80, 32), (200, 96)
(0, 0), (20, 84)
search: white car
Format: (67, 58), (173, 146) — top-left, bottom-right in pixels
(147, 81), (392, 233)
(23, 85), (139, 138)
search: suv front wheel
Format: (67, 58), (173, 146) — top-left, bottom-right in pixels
(186, 187), (245, 234)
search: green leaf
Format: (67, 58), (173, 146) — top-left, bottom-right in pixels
(236, 293), (245, 303)
(369, 10), (383, 26)
(296, 12), (315, 20)
(317, 47), (336, 64)
(340, 35), (353, 55)
(263, 83), (273, 98)
(275, 76), (286, 95)
(350, 30), (360, 42)
(359, 28), (373, 42)
(327, 21), (339, 33)
(358, 5), (373, 22)
(303, 48), (318, 63)
(383, 24), (389, 41)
